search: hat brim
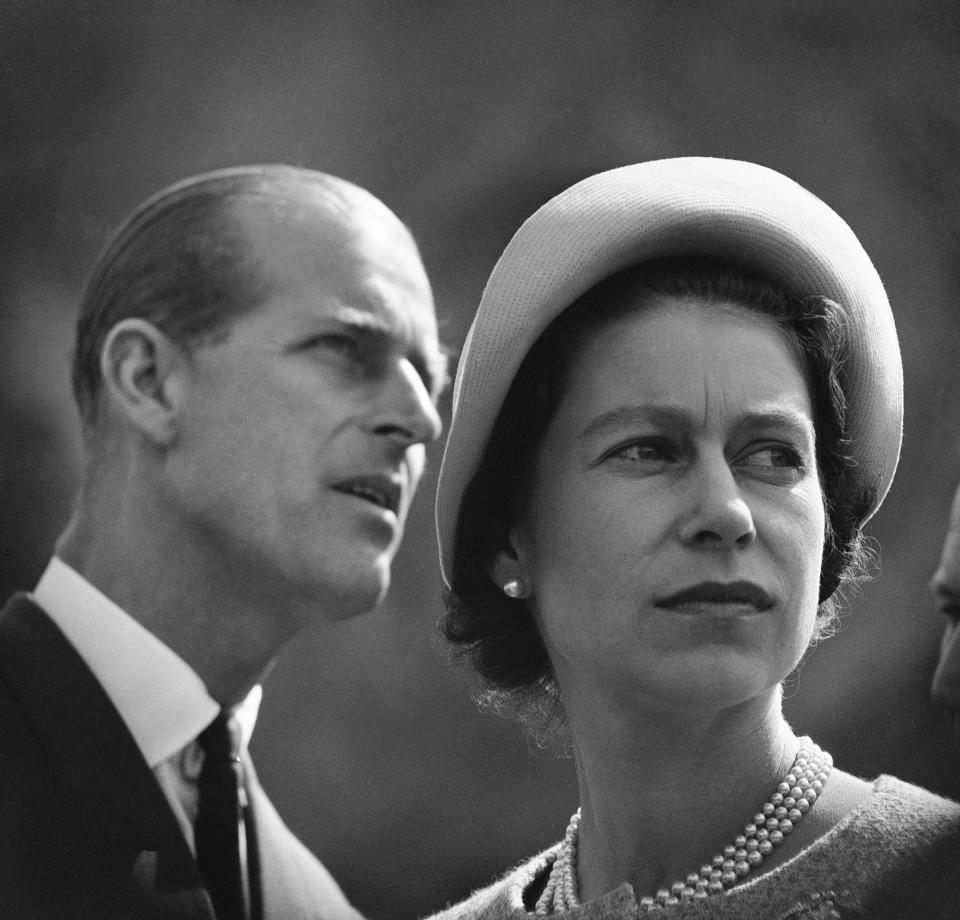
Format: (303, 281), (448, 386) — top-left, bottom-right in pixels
(436, 157), (902, 587)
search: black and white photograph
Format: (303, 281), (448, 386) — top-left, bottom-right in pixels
(2, 3), (959, 918)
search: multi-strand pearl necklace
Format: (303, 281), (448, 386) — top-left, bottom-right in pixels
(535, 741), (832, 915)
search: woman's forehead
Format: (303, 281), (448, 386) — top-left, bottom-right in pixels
(550, 296), (811, 430)
(564, 293), (800, 377)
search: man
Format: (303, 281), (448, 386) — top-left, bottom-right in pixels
(0, 165), (447, 919)
(931, 481), (960, 741)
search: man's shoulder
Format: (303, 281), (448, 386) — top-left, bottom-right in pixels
(0, 589), (41, 618)
(0, 590), (138, 797)
(0, 592), (50, 732)
(0, 590), (64, 645)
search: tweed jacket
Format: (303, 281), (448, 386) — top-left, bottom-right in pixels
(424, 776), (960, 920)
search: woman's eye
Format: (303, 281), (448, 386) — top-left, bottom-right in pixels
(608, 441), (673, 464)
(740, 445), (804, 471)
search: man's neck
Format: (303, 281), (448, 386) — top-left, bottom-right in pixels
(55, 510), (297, 709)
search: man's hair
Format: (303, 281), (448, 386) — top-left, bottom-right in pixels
(440, 256), (875, 734)
(72, 165), (381, 427)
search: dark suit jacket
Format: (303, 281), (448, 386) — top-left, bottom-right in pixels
(0, 594), (365, 920)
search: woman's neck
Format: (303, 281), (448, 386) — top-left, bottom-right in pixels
(564, 683), (799, 903)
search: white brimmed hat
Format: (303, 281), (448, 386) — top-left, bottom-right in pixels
(436, 157), (903, 587)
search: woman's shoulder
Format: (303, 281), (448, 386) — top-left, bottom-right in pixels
(421, 845), (638, 920)
(421, 847), (557, 920)
(708, 774), (960, 920)
(828, 774), (960, 867)
(865, 774), (960, 832)
(829, 774), (960, 919)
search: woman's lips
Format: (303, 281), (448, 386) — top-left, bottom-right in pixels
(654, 580), (774, 613)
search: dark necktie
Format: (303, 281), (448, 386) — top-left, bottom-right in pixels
(196, 713), (247, 920)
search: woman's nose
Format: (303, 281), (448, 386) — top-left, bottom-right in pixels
(678, 454), (757, 548)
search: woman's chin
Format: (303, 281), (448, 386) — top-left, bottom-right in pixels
(606, 649), (790, 715)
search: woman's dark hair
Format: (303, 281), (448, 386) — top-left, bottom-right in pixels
(440, 256), (875, 731)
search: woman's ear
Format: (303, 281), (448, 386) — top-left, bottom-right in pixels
(99, 318), (190, 445)
(489, 530), (532, 599)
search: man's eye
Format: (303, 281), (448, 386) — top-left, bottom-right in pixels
(316, 335), (361, 358)
(299, 335), (372, 374)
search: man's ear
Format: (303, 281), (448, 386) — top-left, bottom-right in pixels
(99, 318), (190, 445)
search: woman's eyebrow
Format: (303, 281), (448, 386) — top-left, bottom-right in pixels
(577, 406), (815, 442)
(576, 405), (688, 441)
(733, 409), (816, 444)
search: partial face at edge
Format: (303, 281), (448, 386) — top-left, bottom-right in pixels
(164, 189), (446, 624)
(931, 481), (960, 733)
(503, 295), (826, 713)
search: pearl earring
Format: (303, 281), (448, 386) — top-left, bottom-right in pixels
(502, 578), (525, 598)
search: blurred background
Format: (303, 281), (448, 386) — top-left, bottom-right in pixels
(3, 1), (960, 916)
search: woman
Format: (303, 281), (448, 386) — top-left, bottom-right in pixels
(429, 159), (960, 919)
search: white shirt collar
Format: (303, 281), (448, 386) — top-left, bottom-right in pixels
(31, 557), (261, 768)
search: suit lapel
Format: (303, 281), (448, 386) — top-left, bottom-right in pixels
(0, 594), (360, 919)
(0, 595), (206, 903)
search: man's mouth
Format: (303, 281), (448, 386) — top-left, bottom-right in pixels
(334, 476), (402, 514)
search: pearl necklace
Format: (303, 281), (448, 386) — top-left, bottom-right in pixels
(534, 741), (832, 914)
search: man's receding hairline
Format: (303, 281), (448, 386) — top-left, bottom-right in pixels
(225, 168), (407, 224)
(219, 172), (418, 259)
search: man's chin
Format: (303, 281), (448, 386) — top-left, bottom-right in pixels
(278, 549), (395, 622)
(318, 564), (391, 621)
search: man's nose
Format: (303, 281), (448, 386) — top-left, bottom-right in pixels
(368, 359), (442, 446)
(677, 453), (757, 549)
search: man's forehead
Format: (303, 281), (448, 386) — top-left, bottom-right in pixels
(230, 180), (410, 238)
(249, 194), (424, 277)
(227, 186), (443, 366)
(235, 200), (347, 254)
